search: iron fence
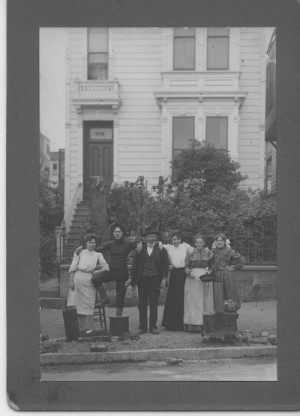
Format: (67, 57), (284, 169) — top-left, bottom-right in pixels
(230, 236), (277, 265)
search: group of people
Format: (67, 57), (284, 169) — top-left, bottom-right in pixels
(68, 223), (246, 337)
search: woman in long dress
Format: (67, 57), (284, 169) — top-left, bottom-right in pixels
(211, 233), (246, 308)
(69, 233), (109, 336)
(184, 234), (214, 332)
(161, 230), (194, 331)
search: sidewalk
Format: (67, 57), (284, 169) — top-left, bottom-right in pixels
(40, 300), (277, 356)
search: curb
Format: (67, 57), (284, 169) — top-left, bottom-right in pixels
(40, 345), (277, 366)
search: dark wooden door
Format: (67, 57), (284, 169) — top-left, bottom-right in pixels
(83, 121), (113, 199)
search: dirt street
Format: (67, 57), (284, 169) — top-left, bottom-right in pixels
(41, 356), (277, 381)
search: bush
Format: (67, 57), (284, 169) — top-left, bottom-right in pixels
(107, 176), (171, 238)
(171, 140), (246, 191)
(39, 178), (63, 279)
(87, 142), (276, 263)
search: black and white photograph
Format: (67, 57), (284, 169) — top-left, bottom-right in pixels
(6, 0), (300, 411)
(39, 26), (278, 382)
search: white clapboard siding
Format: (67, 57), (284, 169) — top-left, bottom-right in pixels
(238, 28), (265, 188)
(64, 27), (270, 202)
(113, 28), (163, 184)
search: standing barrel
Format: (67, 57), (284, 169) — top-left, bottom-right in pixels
(63, 307), (80, 341)
(109, 316), (129, 336)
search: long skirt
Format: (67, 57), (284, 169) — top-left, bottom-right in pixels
(74, 270), (96, 315)
(184, 268), (214, 329)
(162, 268), (186, 331)
(215, 269), (240, 304)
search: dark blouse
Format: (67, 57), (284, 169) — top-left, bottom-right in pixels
(187, 248), (213, 269)
(212, 246), (246, 271)
(96, 238), (137, 269)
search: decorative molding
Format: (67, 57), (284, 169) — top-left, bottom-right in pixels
(72, 79), (122, 114)
(155, 91), (247, 108)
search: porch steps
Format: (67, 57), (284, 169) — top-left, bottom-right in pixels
(64, 201), (91, 262)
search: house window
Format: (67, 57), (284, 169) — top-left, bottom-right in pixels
(88, 28), (108, 80)
(53, 163), (58, 171)
(173, 28), (195, 70)
(266, 60), (275, 115)
(207, 28), (229, 70)
(173, 117), (195, 157)
(206, 117), (228, 149)
(266, 156), (272, 193)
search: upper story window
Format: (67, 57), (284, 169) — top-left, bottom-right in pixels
(173, 117), (195, 157)
(53, 163), (58, 171)
(206, 116), (228, 149)
(88, 28), (108, 80)
(266, 156), (272, 194)
(266, 59), (276, 115)
(173, 28), (195, 71)
(207, 28), (229, 70)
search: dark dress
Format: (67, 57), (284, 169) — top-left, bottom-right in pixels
(95, 238), (136, 308)
(211, 246), (246, 306)
(161, 243), (193, 331)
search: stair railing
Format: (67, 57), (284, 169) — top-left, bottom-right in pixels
(62, 182), (82, 234)
(55, 182), (82, 263)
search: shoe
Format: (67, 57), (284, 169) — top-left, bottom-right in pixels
(79, 330), (87, 338)
(85, 329), (97, 337)
(150, 328), (159, 334)
(138, 329), (147, 334)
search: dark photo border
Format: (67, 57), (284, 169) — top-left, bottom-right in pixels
(7, 0), (300, 410)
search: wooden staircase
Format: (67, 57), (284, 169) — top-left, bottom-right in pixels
(65, 201), (91, 262)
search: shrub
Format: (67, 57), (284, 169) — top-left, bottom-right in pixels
(171, 140), (247, 191)
(39, 178), (63, 279)
(87, 142), (276, 263)
(107, 176), (166, 238)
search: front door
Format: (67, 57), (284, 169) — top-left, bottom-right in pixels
(83, 121), (113, 199)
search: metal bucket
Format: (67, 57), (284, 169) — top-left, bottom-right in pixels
(109, 316), (129, 336)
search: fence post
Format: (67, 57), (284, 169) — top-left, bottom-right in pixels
(55, 226), (63, 262)
(61, 221), (67, 262)
(55, 220), (67, 263)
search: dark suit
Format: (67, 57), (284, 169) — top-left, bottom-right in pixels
(131, 243), (169, 331)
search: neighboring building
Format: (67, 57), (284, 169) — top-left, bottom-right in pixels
(64, 27), (272, 230)
(50, 151), (59, 187)
(265, 29), (277, 194)
(40, 133), (50, 180)
(58, 148), (65, 201)
(49, 149), (65, 201)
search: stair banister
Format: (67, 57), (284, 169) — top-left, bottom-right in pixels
(62, 182), (82, 234)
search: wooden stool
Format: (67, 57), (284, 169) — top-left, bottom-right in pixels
(94, 302), (108, 334)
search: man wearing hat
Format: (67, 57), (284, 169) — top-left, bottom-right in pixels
(88, 223), (138, 316)
(129, 229), (169, 334)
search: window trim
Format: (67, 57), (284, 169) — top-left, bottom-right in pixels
(87, 27), (108, 80)
(173, 28), (196, 71)
(172, 116), (195, 157)
(207, 28), (230, 71)
(205, 116), (228, 150)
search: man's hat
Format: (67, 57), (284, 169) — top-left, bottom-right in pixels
(142, 228), (160, 237)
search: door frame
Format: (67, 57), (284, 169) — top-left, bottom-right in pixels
(83, 120), (114, 199)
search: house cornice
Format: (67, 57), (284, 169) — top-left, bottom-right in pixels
(72, 98), (122, 114)
(154, 91), (247, 108)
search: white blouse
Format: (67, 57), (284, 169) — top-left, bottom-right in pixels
(69, 249), (109, 273)
(164, 242), (194, 268)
